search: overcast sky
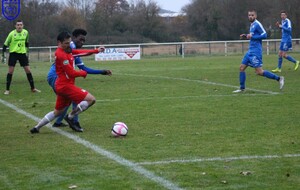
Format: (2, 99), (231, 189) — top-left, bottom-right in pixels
(155, 0), (191, 12)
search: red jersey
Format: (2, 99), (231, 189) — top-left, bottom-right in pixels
(55, 47), (99, 86)
(54, 47), (99, 110)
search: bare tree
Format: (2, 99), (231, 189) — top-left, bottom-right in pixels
(65, 0), (96, 18)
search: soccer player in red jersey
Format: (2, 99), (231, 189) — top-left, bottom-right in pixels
(30, 31), (105, 133)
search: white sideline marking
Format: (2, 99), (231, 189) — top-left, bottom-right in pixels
(119, 73), (280, 95)
(137, 154), (300, 166)
(0, 99), (183, 190)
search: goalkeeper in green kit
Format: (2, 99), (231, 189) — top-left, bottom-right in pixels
(1, 20), (40, 95)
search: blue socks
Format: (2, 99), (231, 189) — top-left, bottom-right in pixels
(263, 70), (280, 81)
(239, 72), (246, 89)
(286, 55), (297, 63)
(278, 55), (297, 69)
(277, 57), (283, 69)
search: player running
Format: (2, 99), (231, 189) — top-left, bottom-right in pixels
(233, 10), (284, 93)
(271, 10), (299, 73)
(47, 29), (111, 131)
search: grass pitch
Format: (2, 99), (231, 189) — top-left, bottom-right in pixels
(0, 54), (299, 190)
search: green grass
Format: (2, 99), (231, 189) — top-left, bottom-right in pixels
(0, 54), (299, 190)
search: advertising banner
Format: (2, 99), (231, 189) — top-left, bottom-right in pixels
(95, 47), (140, 61)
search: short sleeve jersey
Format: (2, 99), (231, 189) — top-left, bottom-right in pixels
(4, 29), (29, 54)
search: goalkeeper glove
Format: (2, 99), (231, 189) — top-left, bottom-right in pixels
(1, 54), (6, 64)
(104, 70), (112, 76)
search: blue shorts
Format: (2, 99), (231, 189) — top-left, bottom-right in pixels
(242, 52), (262, 68)
(279, 42), (292, 51)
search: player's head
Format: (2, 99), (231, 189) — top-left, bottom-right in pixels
(57, 31), (72, 52)
(15, 20), (24, 32)
(248, 10), (257, 23)
(280, 10), (287, 20)
(72, 28), (87, 48)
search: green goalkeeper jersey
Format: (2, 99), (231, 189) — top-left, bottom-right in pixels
(4, 29), (29, 54)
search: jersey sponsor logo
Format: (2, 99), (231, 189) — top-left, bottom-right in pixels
(2, 0), (21, 21)
(63, 60), (69, 65)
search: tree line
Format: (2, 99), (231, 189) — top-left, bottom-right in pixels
(0, 0), (299, 46)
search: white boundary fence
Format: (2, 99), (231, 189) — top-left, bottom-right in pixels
(2, 39), (300, 63)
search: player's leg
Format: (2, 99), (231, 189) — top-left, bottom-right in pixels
(30, 95), (71, 133)
(23, 65), (41, 93)
(233, 54), (248, 93)
(71, 102), (81, 128)
(52, 106), (69, 127)
(47, 75), (68, 127)
(30, 108), (66, 133)
(272, 50), (283, 73)
(59, 85), (93, 132)
(256, 67), (284, 90)
(4, 53), (17, 94)
(282, 47), (299, 71)
(68, 93), (96, 119)
(21, 54), (40, 93)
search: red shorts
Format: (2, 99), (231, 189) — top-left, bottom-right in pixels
(55, 83), (88, 110)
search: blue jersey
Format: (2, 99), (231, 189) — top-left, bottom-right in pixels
(248, 19), (267, 55)
(281, 18), (292, 43)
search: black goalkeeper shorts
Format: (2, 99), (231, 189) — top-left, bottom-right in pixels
(8, 52), (29, 67)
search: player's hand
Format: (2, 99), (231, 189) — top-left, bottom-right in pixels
(98, 46), (105, 53)
(275, 21), (280, 27)
(104, 70), (112, 76)
(1, 55), (6, 64)
(240, 34), (247, 40)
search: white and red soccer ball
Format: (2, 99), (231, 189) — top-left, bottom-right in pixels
(111, 122), (128, 137)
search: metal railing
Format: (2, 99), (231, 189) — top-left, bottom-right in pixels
(1, 39), (300, 63)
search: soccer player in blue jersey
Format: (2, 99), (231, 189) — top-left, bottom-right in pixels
(233, 10), (284, 93)
(47, 29), (112, 131)
(271, 10), (299, 73)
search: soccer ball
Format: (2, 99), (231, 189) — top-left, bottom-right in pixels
(111, 122), (128, 137)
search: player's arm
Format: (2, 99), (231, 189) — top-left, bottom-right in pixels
(77, 64), (112, 75)
(250, 26), (267, 40)
(281, 24), (291, 32)
(1, 45), (7, 64)
(25, 32), (29, 52)
(2, 34), (11, 64)
(57, 55), (87, 78)
(72, 46), (105, 57)
(72, 49), (99, 57)
(64, 63), (87, 78)
(250, 32), (267, 40)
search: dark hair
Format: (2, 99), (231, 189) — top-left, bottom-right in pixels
(280, 10), (287, 15)
(72, 29), (87, 37)
(57, 31), (71, 42)
(15, 19), (23, 24)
